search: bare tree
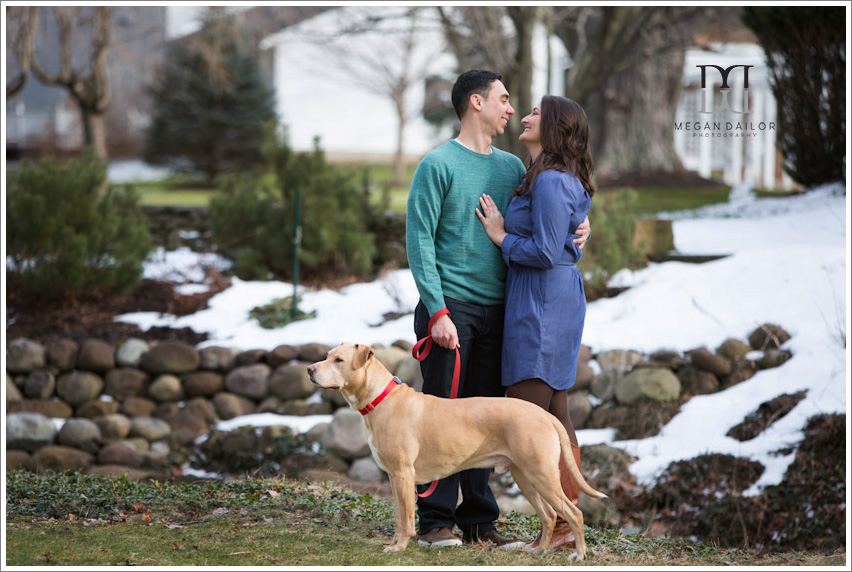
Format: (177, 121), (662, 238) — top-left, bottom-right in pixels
(553, 6), (712, 176)
(285, 6), (445, 185)
(5, 6), (40, 97)
(7, 6), (113, 160)
(436, 6), (541, 158)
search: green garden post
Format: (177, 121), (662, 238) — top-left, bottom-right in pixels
(292, 187), (302, 321)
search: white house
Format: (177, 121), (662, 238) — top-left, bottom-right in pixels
(258, 6), (569, 162)
(259, 8), (786, 188)
(674, 43), (793, 190)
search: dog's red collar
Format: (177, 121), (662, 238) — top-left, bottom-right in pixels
(359, 376), (403, 415)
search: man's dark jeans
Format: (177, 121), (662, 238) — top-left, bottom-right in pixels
(414, 297), (505, 539)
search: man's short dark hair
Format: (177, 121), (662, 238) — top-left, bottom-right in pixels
(451, 70), (502, 120)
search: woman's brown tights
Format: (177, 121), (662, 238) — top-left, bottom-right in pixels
(506, 377), (577, 445)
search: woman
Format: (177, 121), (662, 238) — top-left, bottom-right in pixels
(476, 95), (595, 550)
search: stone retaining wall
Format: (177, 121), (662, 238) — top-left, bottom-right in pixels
(6, 323), (793, 487)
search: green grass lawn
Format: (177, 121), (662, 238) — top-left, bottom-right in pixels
(118, 158), (735, 216)
(4, 472), (845, 567)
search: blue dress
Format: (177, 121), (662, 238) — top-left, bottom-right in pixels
(499, 169), (592, 390)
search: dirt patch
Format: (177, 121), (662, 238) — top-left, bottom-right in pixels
(726, 391), (808, 442)
(6, 277), (229, 347)
(585, 398), (684, 440)
(634, 413), (846, 552)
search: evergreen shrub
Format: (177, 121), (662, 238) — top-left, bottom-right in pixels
(144, 9), (276, 181)
(209, 126), (377, 281)
(742, 7), (845, 187)
(579, 188), (647, 293)
(6, 152), (152, 298)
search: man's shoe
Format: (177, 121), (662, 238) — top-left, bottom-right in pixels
(417, 527), (463, 547)
(465, 528), (525, 550)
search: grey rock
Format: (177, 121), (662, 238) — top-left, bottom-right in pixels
(183, 397), (217, 424)
(129, 416), (172, 441)
(748, 323), (791, 350)
(77, 339), (116, 373)
(235, 349), (267, 366)
(715, 338), (753, 360)
(24, 369), (56, 399)
(616, 368), (681, 404)
(573, 362), (595, 392)
(116, 338), (150, 368)
(105, 368), (149, 400)
(158, 410), (209, 444)
(6, 338), (46, 374)
(140, 341), (200, 375)
(322, 407), (370, 460)
(6, 450), (33, 471)
(299, 343), (333, 363)
(256, 395), (284, 414)
(57, 418), (102, 453)
(56, 371), (104, 406)
(94, 414), (132, 440)
(677, 366), (720, 396)
(391, 339), (414, 353)
(348, 456), (386, 483)
(7, 399), (73, 419)
(568, 391), (593, 429)
(212, 392), (256, 420)
(7, 375), (23, 405)
(724, 359), (758, 387)
(183, 371), (224, 398)
(269, 362), (315, 401)
(373, 347), (407, 375)
(590, 369), (623, 402)
(267, 345), (300, 368)
(98, 442), (144, 467)
(394, 354), (423, 392)
(153, 402), (180, 417)
(225, 363), (271, 400)
(121, 396), (157, 417)
(120, 437), (151, 452)
(305, 422), (331, 443)
(76, 399), (120, 418)
(199, 346), (237, 371)
(148, 374), (185, 403)
(759, 349), (793, 370)
(279, 399), (334, 416)
(32, 445), (94, 473)
(5, 412), (58, 452)
(46, 339), (79, 372)
(688, 347), (732, 377)
(595, 349), (643, 374)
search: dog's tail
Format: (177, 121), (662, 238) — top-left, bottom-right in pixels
(555, 418), (608, 500)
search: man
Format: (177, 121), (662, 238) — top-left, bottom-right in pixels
(405, 70), (590, 549)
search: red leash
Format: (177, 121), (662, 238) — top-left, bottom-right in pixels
(411, 307), (461, 498)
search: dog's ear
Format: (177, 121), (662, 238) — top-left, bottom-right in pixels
(352, 344), (374, 370)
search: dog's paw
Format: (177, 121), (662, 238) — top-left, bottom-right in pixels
(569, 552), (585, 562)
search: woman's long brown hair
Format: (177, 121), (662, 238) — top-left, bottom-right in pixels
(514, 95), (596, 198)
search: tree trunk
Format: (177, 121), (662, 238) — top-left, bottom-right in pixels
(81, 107), (109, 161)
(393, 95), (407, 186)
(593, 49), (685, 175)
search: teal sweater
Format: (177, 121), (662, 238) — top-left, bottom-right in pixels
(406, 140), (526, 315)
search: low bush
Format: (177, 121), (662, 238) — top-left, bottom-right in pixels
(579, 188), (647, 293)
(209, 127), (377, 282)
(6, 152), (152, 299)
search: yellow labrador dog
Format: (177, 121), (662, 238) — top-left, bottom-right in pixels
(307, 343), (607, 559)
